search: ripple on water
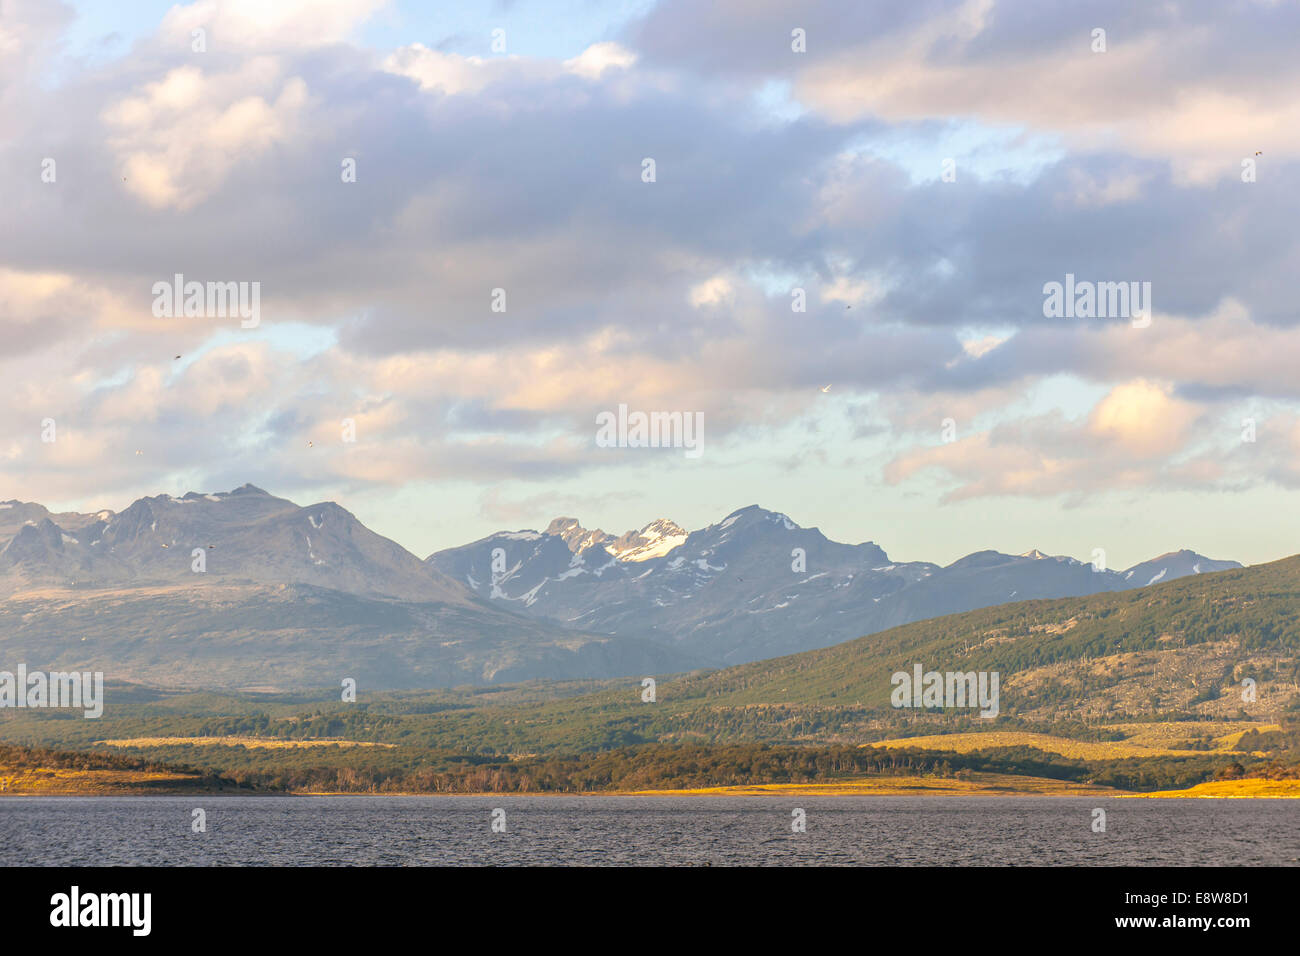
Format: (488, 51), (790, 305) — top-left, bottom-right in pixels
(0, 796), (1296, 866)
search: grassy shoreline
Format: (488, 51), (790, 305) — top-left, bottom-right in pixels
(5, 768), (1298, 798)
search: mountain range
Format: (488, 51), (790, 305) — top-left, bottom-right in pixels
(0, 486), (686, 689)
(0, 486), (1241, 689)
(428, 505), (1240, 664)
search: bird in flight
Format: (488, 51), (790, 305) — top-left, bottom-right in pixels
(821, 384), (832, 393)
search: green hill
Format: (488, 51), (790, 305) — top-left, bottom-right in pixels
(4, 555), (1299, 792)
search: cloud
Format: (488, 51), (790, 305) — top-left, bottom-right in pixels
(0, 0), (1298, 523)
(382, 44), (499, 95)
(1087, 380), (1200, 458)
(688, 275), (734, 307)
(104, 63), (309, 209)
(158, 0), (384, 49)
(628, 0), (1300, 182)
(563, 41), (637, 80)
(883, 379), (1211, 500)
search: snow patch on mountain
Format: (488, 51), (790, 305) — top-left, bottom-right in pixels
(544, 516), (687, 562)
(609, 519), (687, 561)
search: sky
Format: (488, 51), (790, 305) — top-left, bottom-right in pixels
(2, 0), (1300, 570)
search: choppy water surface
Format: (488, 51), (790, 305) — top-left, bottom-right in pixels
(1, 796), (1296, 866)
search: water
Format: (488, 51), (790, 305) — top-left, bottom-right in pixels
(1, 796), (1296, 866)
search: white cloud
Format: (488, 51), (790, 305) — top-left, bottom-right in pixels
(688, 275), (734, 307)
(159, 0), (384, 49)
(382, 44), (496, 95)
(563, 42), (637, 80)
(104, 63), (308, 209)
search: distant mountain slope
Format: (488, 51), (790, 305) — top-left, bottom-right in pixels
(0, 582), (695, 690)
(0, 486), (701, 689)
(0, 488), (1248, 691)
(0, 484), (469, 603)
(354, 555), (1300, 754)
(662, 555), (1300, 714)
(428, 505), (1242, 665)
(1120, 549), (1241, 587)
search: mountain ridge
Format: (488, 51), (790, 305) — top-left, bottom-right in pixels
(0, 485), (692, 689)
(429, 503), (1241, 666)
(0, 486), (1245, 689)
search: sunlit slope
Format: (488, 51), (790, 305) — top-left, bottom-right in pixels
(651, 554), (1300, 714)
(405, 554), (1300, 750)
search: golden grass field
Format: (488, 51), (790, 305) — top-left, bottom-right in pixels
(0, 767), (200, 794)
(1109, 721), (1280, 749)
(4, 762), (1293, 798)
(1122, 779), (1300, 798)
(96, 736), (394, 750)
(617, 772), (1127, 797)
(866, 722), (1279, 760)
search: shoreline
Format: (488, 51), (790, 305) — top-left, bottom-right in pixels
(5, 775), (1298, 799)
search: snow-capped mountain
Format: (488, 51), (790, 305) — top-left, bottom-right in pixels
(1120, 549), (1241, 587)
(542, 517), (688, 562)
(606, 518), (690, 561)
(429, 506), (1243, 665)
(0, 486), (1246, 689)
